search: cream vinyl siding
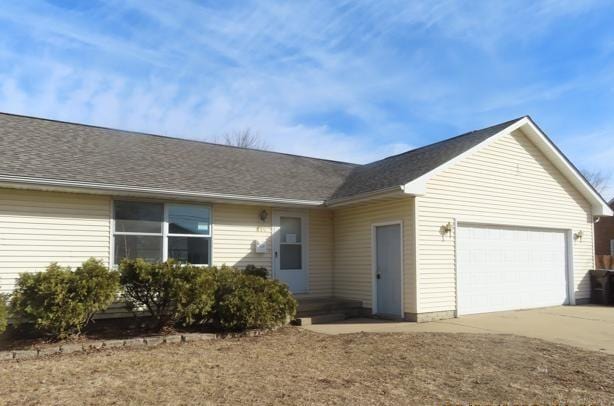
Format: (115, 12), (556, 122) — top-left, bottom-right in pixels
(211, 203), (272, 271)
(0, 188), (111, 293)
(417, 129), (594, 313)
(212, 205), (334, 296)
(308, 209), (334, 297)
(333, 197), (416, 313)
(0, 195), (333, 298)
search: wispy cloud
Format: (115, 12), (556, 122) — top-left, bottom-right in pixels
(0, 0), (613, 197)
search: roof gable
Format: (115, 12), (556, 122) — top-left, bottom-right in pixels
(402, 116), (612, 216)
(328, 118), (524, 201)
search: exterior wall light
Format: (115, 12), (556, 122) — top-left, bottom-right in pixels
(440, 222), (453, 238)
(574, 230), (583, 241)
(259, 209), (268, 223)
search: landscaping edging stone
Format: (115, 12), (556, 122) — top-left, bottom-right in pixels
(0, 328), (276, 361)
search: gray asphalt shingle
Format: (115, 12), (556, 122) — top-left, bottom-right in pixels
(329, 117), (524, 200)
(0, 113), (523, 203)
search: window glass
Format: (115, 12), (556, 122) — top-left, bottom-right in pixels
(168, 237), (210, 264)
(113, 201), (211, 266)
(280, 217), (301, 243)
(168, 204), (211, 235)
(114, 201), (163, 233)
(280, 244), (302, 270)
(114, 235), (163, 264)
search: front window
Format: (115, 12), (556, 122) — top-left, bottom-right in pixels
(114, 201), (163, 233)
(113, 201), (211, 265)
(167, 204), (211, 264)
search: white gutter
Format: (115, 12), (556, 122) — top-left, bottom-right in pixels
(0, 175), (325, 207)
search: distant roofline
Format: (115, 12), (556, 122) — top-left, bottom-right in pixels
(0, 111), (358, 167)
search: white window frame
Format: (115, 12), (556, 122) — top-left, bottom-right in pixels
(111, 200), (212, 266)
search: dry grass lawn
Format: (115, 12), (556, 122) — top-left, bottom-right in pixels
(1, 327), (613, 405)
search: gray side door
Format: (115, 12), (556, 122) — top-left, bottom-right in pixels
(375, 224), (402, 318)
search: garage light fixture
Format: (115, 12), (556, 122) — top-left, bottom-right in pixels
(440, 222), (453, 238)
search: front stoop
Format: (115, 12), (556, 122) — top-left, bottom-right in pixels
(294, 297), (364, 325)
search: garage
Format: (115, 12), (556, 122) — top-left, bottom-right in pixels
(457, 224), (570, 315)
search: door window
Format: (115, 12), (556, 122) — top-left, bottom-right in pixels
(280, 216), (302, 270)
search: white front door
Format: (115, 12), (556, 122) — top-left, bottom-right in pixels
(457, 224), (569, 315)
(272, 210), (309, 293)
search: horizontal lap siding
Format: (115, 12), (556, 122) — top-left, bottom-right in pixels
(213, 205), (334, 297)
(333, 198), (416, 312)
(308, 209), (334, 297)
(417, 130), (594, 313)
(0, 193), (334, 313)
(0, 188), (111, 293)
(212, 204), (272, 270)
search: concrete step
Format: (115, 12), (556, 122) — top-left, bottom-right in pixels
(294, 312), (347, 326)
(296, 298), (363, 315)
(297, 307), (364, 318)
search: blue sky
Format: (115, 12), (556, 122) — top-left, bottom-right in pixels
(0, 0), (613, 199)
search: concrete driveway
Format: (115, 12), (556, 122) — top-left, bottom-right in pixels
(304, 305), (614, 354)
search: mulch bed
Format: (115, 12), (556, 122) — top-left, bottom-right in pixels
(0, 316), (214, 351)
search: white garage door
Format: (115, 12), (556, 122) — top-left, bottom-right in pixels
(457, 224), (569, 315)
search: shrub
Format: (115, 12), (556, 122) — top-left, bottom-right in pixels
(74, 258), (121, 325)
(119, 260), (295, 331)
(211, 267), (296, 331)
(242, 264), (268, 279)
(119, 259), (179, 327)
(172, 265), (216, 326)
(10, 259), (119, 338)
(0, 294), (7, 335)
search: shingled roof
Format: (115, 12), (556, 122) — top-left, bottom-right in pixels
(0, 112), (523, 204)
(330, 117), (524, 200)
(0, 113), (356, 202)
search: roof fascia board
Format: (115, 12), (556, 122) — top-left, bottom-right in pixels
(520, 119), (612, 216)
(403, 117), (613, 217)
(0, 175), (325, 207)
